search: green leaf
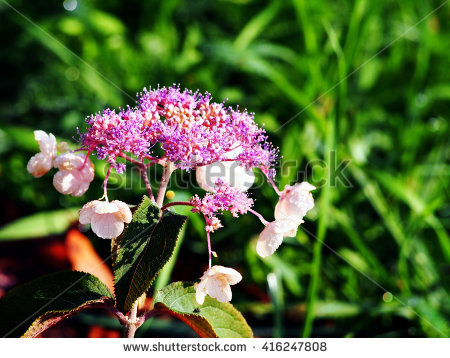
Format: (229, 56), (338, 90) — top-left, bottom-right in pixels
(113, 196), (187, 312)
(153, 282), (253, 338)
(0, 270), (114, 337)
(0, 208), (80, 241)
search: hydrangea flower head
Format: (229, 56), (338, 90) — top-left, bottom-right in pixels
(137, 85), (278, 172)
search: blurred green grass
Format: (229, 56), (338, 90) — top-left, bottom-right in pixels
(0, 0), (449, 337)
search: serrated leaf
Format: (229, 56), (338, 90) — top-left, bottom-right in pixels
(113, 196), (187, 312)
(154, 282), (253, 338)
(0, 208), (80, 241)
(0, 270), (114, 337)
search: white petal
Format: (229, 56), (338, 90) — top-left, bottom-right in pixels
(54, 153), (84, 171)
(196, 161), (254, 192)
(194, 279), (208, 305)
(79, 159), (95, 182)
(27, 152), (53, 178)
(210, 266), (242, 285)
(34, 130), (57, 156)
(78, 200), (100, 224)
(206, 277), (231, 303)
(53, 170), (79, 195)
(91, 213), (124, 239)
(93, 202), (119, 214)
(112, 200), (132, 223)
(71, 178), (90, 197)
(297, 181), (316, 192)
(256, 222), (284, 258)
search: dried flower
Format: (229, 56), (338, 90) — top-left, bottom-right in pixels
(79, 200), (132, 239)
(194, 265), (242, 304)
(27, 130), (57, 178)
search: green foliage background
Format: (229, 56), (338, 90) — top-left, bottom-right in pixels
(0, 0), (449, 337)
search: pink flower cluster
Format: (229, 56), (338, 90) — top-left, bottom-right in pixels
(190, 179), (254, 232)
(79, 85), (278, 175)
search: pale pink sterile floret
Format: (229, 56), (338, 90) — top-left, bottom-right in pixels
(274, 182), (316, 222)
(27, 130), (57, 178)
(196, 160), (255, 193)
(194, 265), (242, 305)
(256, 217), (302, 258)
(53, 153), (95, 197)
(79, 200), (132, 239)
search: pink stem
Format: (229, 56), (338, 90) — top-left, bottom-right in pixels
(103, 165), (112, 201)
(140, 159), (154, 200)
(118, 152), (141, 166)
(267, 176), (282, 196)
(206, 230), (212, 268)
(249, 208), (269, 225)
(81, 149), (92, 169)
(161, 201), (194, 211)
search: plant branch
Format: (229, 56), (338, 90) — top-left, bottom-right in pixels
(123, 300), (139, 338)
(156, 162), (175, 208)
(140, 159), (154, 200)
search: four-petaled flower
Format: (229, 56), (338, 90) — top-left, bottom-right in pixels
(194, 265), (242, 305)
(79, 200), (132, 239)
(53, 153), (95, 197)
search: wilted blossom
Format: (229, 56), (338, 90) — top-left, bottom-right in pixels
(27, 130), (57, 178)
(79, 200), (132, 239)
(196, 160), (255, 192)
(53, 153), (94, 197)
(275, 182), (316, 222)
(256, 217), (301, 258)
(194, 265), (242, 305)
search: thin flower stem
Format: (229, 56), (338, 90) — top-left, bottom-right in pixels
(267, 176), (282, 196)
(206, 230), (212, 268)
(103, 165), (112, 201)
(118, 152), (142, 166)
(161, 201), (193, 211)
(249, 208), (269, 225)
(155, 162), (175, 208)
(140, 159), (154, 200)
(80, 149), (92, 169)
